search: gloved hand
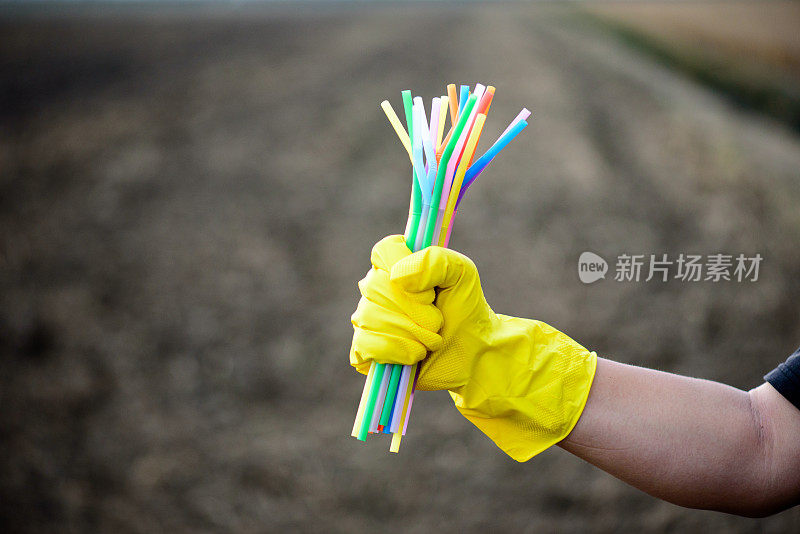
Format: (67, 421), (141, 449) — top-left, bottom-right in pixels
(350, 235), (597, 461)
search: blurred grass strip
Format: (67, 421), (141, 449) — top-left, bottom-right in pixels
(578, 7), (800, 133)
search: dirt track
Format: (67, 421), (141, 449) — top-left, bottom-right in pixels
(1, 4), (799, 532)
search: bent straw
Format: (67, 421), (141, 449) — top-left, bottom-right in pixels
(497, 107), (531, 141)
(411, 103), (432, 205)
(439, 113), (486, 246)
(456, 118), (528, 210)
(414, 97), (438, 191)
(412, 102), (432, 251)
(380, 100), (411, 159)
(402, 90), (422, 251)
(464, 117), (529, 189)
(467, 86), (495, 165)
(422, 94), (477, 248)
(381, 99), (426, 239)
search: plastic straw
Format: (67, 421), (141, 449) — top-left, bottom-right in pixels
(429, 97), (440, 153)
(456, 118), (528, 209)
(351, 363), (377, 437)
(381, 383), (399, 433)
(421, 94), (476, 248)
(379, 363), (403, 427)
(458, 85), (469, 113)
(447, 84), (458, 125)
(439, 114), (486, 246)
(436, 95), (448, 152)
(357, 362), (386, 440)
(497, 107), (531, 141)
(468, 86), (495, 165)
(443, 86), (484, 197)
(433, 87), (484, 243)
(388, 365), (412, 432)
(369, 366), (391, 433)
(402, 90), (422, 251)
(389, 362), (417, 453)
(476, 86), (495, 115)
(414, 97), (438, 192)
(402, 363), (421, 435)
(412, 104), (432, 205)
(380, 100), (411, 159)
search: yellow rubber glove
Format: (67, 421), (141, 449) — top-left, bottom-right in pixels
(350, 235), (597, 461)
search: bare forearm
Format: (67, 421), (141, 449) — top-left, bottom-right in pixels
(559, 358), (799, 516)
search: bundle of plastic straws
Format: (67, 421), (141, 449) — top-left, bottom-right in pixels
(351, 83), (530, 452)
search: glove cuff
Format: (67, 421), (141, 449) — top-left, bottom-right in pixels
(450, 316), (597, 462)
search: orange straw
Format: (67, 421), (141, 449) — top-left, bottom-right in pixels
(447, 84), (459, 126)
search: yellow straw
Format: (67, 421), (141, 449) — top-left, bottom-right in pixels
(439, 114), (486, 246)
(389, 430), (402, 453)
(381, 100), (412, 160)
(351, 364), (377, 437)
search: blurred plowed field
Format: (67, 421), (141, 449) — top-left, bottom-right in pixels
(1, 3), (799, 533)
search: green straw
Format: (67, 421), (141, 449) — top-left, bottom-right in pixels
(358, 362), (386, 440)
(379, 363), (403, 427)
(422, 94), (477, 248)
(402, 90), (421, 251)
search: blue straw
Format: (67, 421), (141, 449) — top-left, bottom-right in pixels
(456, 120), (528, 209)
(458, 85), (469, 114)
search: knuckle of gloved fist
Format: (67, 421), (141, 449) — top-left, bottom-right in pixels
(414, 305), (443, 333)
(403, 287), (436, 306)
(357, 268), (389, 297)
(361, 333), (423, 366)
(350, 298), (374, 328)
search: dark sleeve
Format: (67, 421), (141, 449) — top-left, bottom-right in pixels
(764, 347), (800, 410)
